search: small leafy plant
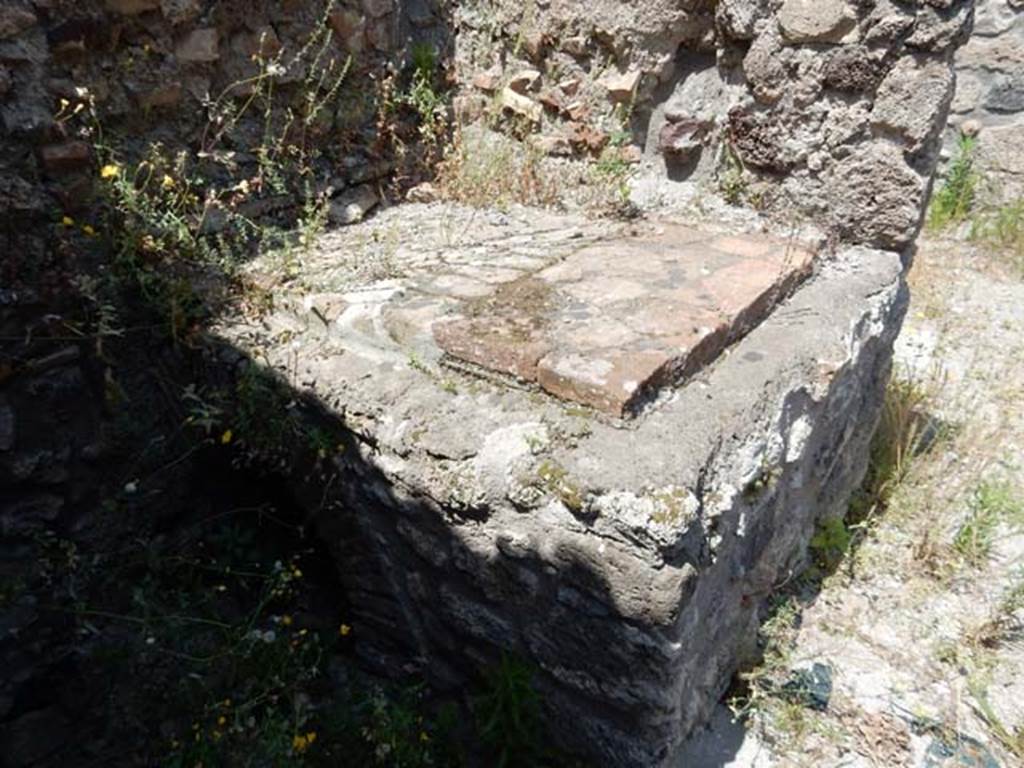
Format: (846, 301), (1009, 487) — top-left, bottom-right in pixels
(954, 479), (1024, 567)
(928, 134), (979, 231)
(474, 653), (545, 768)
(971, 197), (1024, 275)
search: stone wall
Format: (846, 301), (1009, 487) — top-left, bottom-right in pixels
(453, 0), (972, 251)
(0, 0), (449, 628)
(0, 0), (446, 742)
(0, 0), (449, 271)
(946, 0), (1024, 200)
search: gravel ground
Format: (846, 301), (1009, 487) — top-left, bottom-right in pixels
(678, 236), (1024, 768)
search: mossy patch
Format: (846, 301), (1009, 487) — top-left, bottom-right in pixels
(536, 460), (585, 513)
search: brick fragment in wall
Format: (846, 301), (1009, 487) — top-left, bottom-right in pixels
(38, 141), (92, 174)
(161, 0), (202, 25)
(823, 45), (885, 92)
(327, 9), (366, 53)
(105, 0), (161, 15)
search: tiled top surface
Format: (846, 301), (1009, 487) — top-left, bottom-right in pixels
(432, 224), (815, 417)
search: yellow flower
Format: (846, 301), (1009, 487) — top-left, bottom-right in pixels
(419, 731), (430, 743)
(99, 163), (120, 179)
(339, 623), (352, 637)
(162, 174), (176, 189)
(281, 614), (293, 626)
(217, 716), (226, 726)
(220, 429), (233, 445)
(292, 731), (317, 753)
(81, 224), (96, 236)
(61, 216), (74, 226)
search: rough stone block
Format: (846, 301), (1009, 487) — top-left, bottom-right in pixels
(210, 204), (908, 766)
(175, 28), (219, 62)
(0, 6), (36, 39)
(872, 55), (955, 152)
(777, 0), (856, 43)
(829, 142), (926, 250)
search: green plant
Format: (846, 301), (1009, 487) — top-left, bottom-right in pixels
(591, 144), (633, 210)
(954, 479), (1024, 566)
(728, 597), (818, 747)
(474, 653), (544, 768)
(536, 460), (584, 513)
(809, 517), (852, 571)
(851, 376), (935, 523)
(404, 44), (447, 148)
(437, 125), (561, 209)
(718, 143), (749, 206)
(234, 365), (293, 452)
(970, 197), (1024, 275)
(182, 383), (226, 437)
(968, 672), (1024, 760)
(79, 0), (350, 331)
(928, 134), (979, 231)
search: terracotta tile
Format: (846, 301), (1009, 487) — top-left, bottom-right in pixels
(708, 234), (778, 259)
(432, 224), (816, 416)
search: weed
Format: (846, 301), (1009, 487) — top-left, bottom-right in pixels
(182, 383), (226, 437)
(589, 144), (636, 217)
(474, 653), (544, 768)
(970, 197), (1024, 275)
(953, 480), (1024, 567)
(850, 376), (937, 524)
(235, 365), (292, 451)
(928, 134), (979, 231)
(742, 459), (782, 502)
(437, 125), (561, 209)
(649, 488), (696, 526)
(536, 460), (585, 513)
(966, 569), (1024, 649)
(729, 598), (823, 749)
(968, 673), (1024, 760)
(809, 517), (852, 571)
(404, 43), (447, 149)
(718, 143), (749, 206)
(71, 0), (351, 335)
